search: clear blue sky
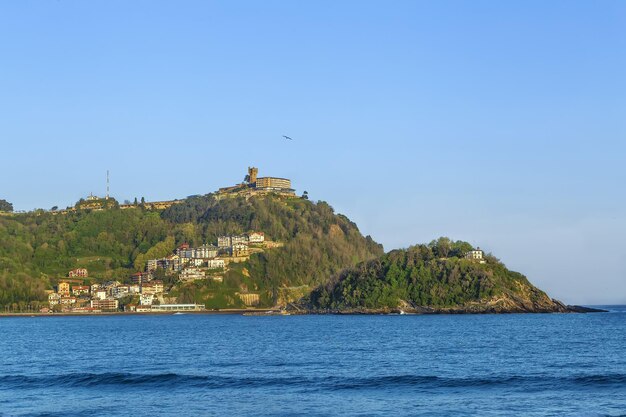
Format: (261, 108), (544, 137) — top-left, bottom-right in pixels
(1, 1), (624, 304)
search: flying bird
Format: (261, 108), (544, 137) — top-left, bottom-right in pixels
(282, 135), (293, 141)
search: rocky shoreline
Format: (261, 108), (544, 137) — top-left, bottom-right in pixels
(289, 299), (607, 315)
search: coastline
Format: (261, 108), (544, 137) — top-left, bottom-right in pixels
(0, 305), (607, 318)
(0, 308), (277, 318)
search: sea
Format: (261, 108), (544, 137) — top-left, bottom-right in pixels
(0, 306), (625, 417)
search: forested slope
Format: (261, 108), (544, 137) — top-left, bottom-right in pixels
(0, 194), (383, 308)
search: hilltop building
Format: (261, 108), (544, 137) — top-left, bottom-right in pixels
(218, 167), (295, 198)
(465, 248), (486, 264)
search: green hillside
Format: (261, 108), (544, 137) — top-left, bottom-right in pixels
(0, 194), (383, 309)
(307, 238), (568, 313)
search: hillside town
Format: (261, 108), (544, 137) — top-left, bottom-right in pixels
(45, 231), (274, 313)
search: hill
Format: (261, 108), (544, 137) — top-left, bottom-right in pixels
(0, 194), (383, 309)
(306, 238), (586, 313)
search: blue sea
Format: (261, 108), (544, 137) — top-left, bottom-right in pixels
(1, 307), (625, 417)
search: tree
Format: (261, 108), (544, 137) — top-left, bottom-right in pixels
(141, 197), (145, 204)
(302, 191), (309, 200)
(133, 197), (138, 205)
(0, 199), (13, 212)
(50, 206), (58, 211)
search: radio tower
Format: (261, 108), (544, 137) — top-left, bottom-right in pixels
(106, 170), (110, 200)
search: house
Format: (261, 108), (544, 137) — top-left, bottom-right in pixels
(465, 248), (486, 264)
(48, 293), (61, 306)
(195, 244), (218, 259)
(68, 268), (88, 278)
(111, 285), (130, 299)
(124, 304), (137, 312)
(102, 280), (121, 289)
(175, 243), (190, 256)
(179, 268), (206, 281)
(57, 281), (70, 296)
(90, 298), (119, 311)
(139, 294), (154, 306)
(217, 236), (232, 248)
(60, 296), (77, 305)
(72, 285), (90, 296)
(90, 283), (101, 293)
(178, 248), (194, 259)
(129, 284), (141, 294)
(141, 280), (163, 295)
(136, 305), (152, 312)
(248, 232), (265, 243)
(207, 259), (225, 270)
(189, 258), (204, 267)
(94, 289), (107, 300)
(231, 243), (249, 257)
(231, 235), (248, 245)
(131, 272), (152, 285)
(146, 259), (158, 272)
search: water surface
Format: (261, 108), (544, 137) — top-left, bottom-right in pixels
(1, 307), (625, 416)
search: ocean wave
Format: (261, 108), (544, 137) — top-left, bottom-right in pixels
(1, 372), (625, 391)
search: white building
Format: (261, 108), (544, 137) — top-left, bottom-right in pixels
(195, 244), (218, 259)
(94, 289), (107, 300)
(179, 268), (206, 281)
(231, 235), (248, 245)
(111, 285), (130, 299)
(217, 236), (231, 248)
(231, 243), (249, 257)
(465, 248), (486, 263)
(207, 259), (225, 269)
(48, 293), (61, 306)
(139, 294), (154, 306)
(150, 304), (205, 312)
(248, 232), (265, 243)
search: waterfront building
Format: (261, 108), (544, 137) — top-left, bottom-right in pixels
(90, 298), (119, 311)
(48, 293), (61, 306)
(150, 304), (205, 312)
(139, 294), (154, 306)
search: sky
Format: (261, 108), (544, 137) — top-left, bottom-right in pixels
(0, 0), (624, 304)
